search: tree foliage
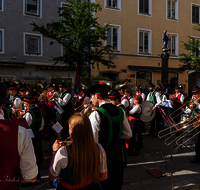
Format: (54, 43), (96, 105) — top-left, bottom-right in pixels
(31, 0), (115, 80)
(179, 24), (200, 76)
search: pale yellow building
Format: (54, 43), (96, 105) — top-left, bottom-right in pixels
(91, 0), (200, 94)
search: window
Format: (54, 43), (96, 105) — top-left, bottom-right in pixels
(24, 0), (41, 17)
(24, 33), (42, 56)
(0, 0), (3, 11)
(191, 37), (200, 57)
(106, 25), (120, 51)
(167, 0), (178, 20)
(0, 29), (4, 54)
(61, 41), (70, 56)
(138, 0), (151, 15)
(192, 4), (200, 24)
(168, 72), (178, 90)
(168, 34), (178, 56)
(105, 0), (121, 10)
(138, 29), (151, 55)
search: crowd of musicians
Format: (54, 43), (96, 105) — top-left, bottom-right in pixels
(0, 79), (200, 190)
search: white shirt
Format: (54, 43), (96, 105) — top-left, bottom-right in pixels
(121, 95), (130, 108)
(89, 101), (132, 143)
(130, 105), (141, 115)
(174, 93), (185, 104)
(11, 96), (21, 109)
(23, 107), (44, 131)
(136, 92), (146, 101)
(56, 93), (71, 106)
(161, 94), (167, 102)
(0, 109), (4, 118)
(50, 143), (107, 177)
(146, 91), (162, 107)
(185, 103), (200, 114)
(128, 97), (134, 108)
(0, 115), (38, 179)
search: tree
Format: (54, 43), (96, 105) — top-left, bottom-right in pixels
(31, 0), (115, 88)
(179, 24), (200, 76)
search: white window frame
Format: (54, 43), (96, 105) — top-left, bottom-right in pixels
(104, 0), (121, 11)
(105, 24), (121, 52)
(167, 32), (178, 57)
(166, 0), (178, 21)
(138, 0), (152, 16)
(138, 28), (152, 56)
(24, 32), (43, 56)
(23, 0), (42, 18)
(0, 29), (4, 54)
(0, 0), (4, 11)
(191, 3), (200, 24)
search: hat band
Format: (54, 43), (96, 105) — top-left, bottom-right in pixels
(109, 95), (122, 98)
(59, 85), (66, 87)
(24, 98), (35, 103)
(20, 88), (28, 91)
(192, 89), (200, 93)
(9, 87), (18, 90)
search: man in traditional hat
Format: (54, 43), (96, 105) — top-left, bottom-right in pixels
(8, 84), (22, 117)
(23, 94), (44, 182)
(0, 82), (38, 189)
(85, 81), (132, 190)
(146, 82), (162, 137)
(53, 82), (74, 139)
(46, 83), (56, 100)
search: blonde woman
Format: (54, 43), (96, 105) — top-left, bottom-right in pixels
(49, 113), (108, 190)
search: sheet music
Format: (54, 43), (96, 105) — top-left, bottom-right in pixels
(52, 122), (63, 134)
(162, 100), (174, 109)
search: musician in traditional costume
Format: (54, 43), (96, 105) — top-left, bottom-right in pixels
(49, 113), (108, 190)
(23, 94), (44, 182)
(156, 87), (167, 102)
(19, 84), (29, 114)
(119, 84), (130, 114)
(125, 89), (134, 108)
(46, 83), (56, 99)
(73, 86), (89, 111)
(136, 86), (146, 101)
(170, 86), (185, 124)
(0, 82), (38, 189)
(108, 90), (128, 169)
(146, 82), (162, 138)
(129, 95), (143, 156)
(86, 81), (132, 190)
(53, 82), (74, 139)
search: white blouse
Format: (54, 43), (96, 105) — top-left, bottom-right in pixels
(50, 143), (107, 177)
(130, 105), (141, 115)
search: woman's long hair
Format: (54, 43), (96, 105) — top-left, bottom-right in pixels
(68, 113), (99, 184)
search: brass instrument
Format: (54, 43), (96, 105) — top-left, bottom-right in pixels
(74, 98), (90, 111)
(11, 97), (21, 118)
(38, 90), (48, 101)
(48, 92), (58, 102)
(58, 137), (72, 146)
(175, 111), (200, 147)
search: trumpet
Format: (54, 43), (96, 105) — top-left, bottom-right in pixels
(48, 92), (58, 101)
(74, 98), (90, 111)
(58, 137), (72, 146)
(38, 90), (48, 101)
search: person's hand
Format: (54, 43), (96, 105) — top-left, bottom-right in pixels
(19, 111), (25, 116)
(53, 93), (58, 99)
(13, 109), (17, 113)
(52, 140), (63, 153)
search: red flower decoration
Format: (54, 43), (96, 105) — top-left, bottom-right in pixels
(99, 81), (104, 84)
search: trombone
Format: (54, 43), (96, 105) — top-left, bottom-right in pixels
(74, 99), (90, 111)
(176, 111), (200, 147)
(58, 137), (72, 146)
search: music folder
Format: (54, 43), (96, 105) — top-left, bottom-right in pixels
(51, 122), (63, 134)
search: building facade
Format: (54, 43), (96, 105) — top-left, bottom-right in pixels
(0, 0), (76, 87)
(91, 0), (200, 94)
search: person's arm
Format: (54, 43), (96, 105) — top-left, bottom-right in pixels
(98, 144), (108, 181)
(129, 105), (141, 115)
(162, 95), (167, 102)
(18, 126), (38, 183)
(180, 94), (185, 104)
(121, 99), (129, 108)
(154, 92), (162, 107)
(146, 93), (150, 101)
(23, 112), (32, 127)
(49, 141), (68, 180)
(141, 93), (145, 101)
(121, 111), (132, 139)
(57, 94), (71, 106)
(89, 111), (101, 143)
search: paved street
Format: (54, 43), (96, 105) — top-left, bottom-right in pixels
(21, 127), (200, 190)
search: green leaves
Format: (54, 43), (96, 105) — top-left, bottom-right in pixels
(179, 25), (200, 76)
(30, 0), (115, 79)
